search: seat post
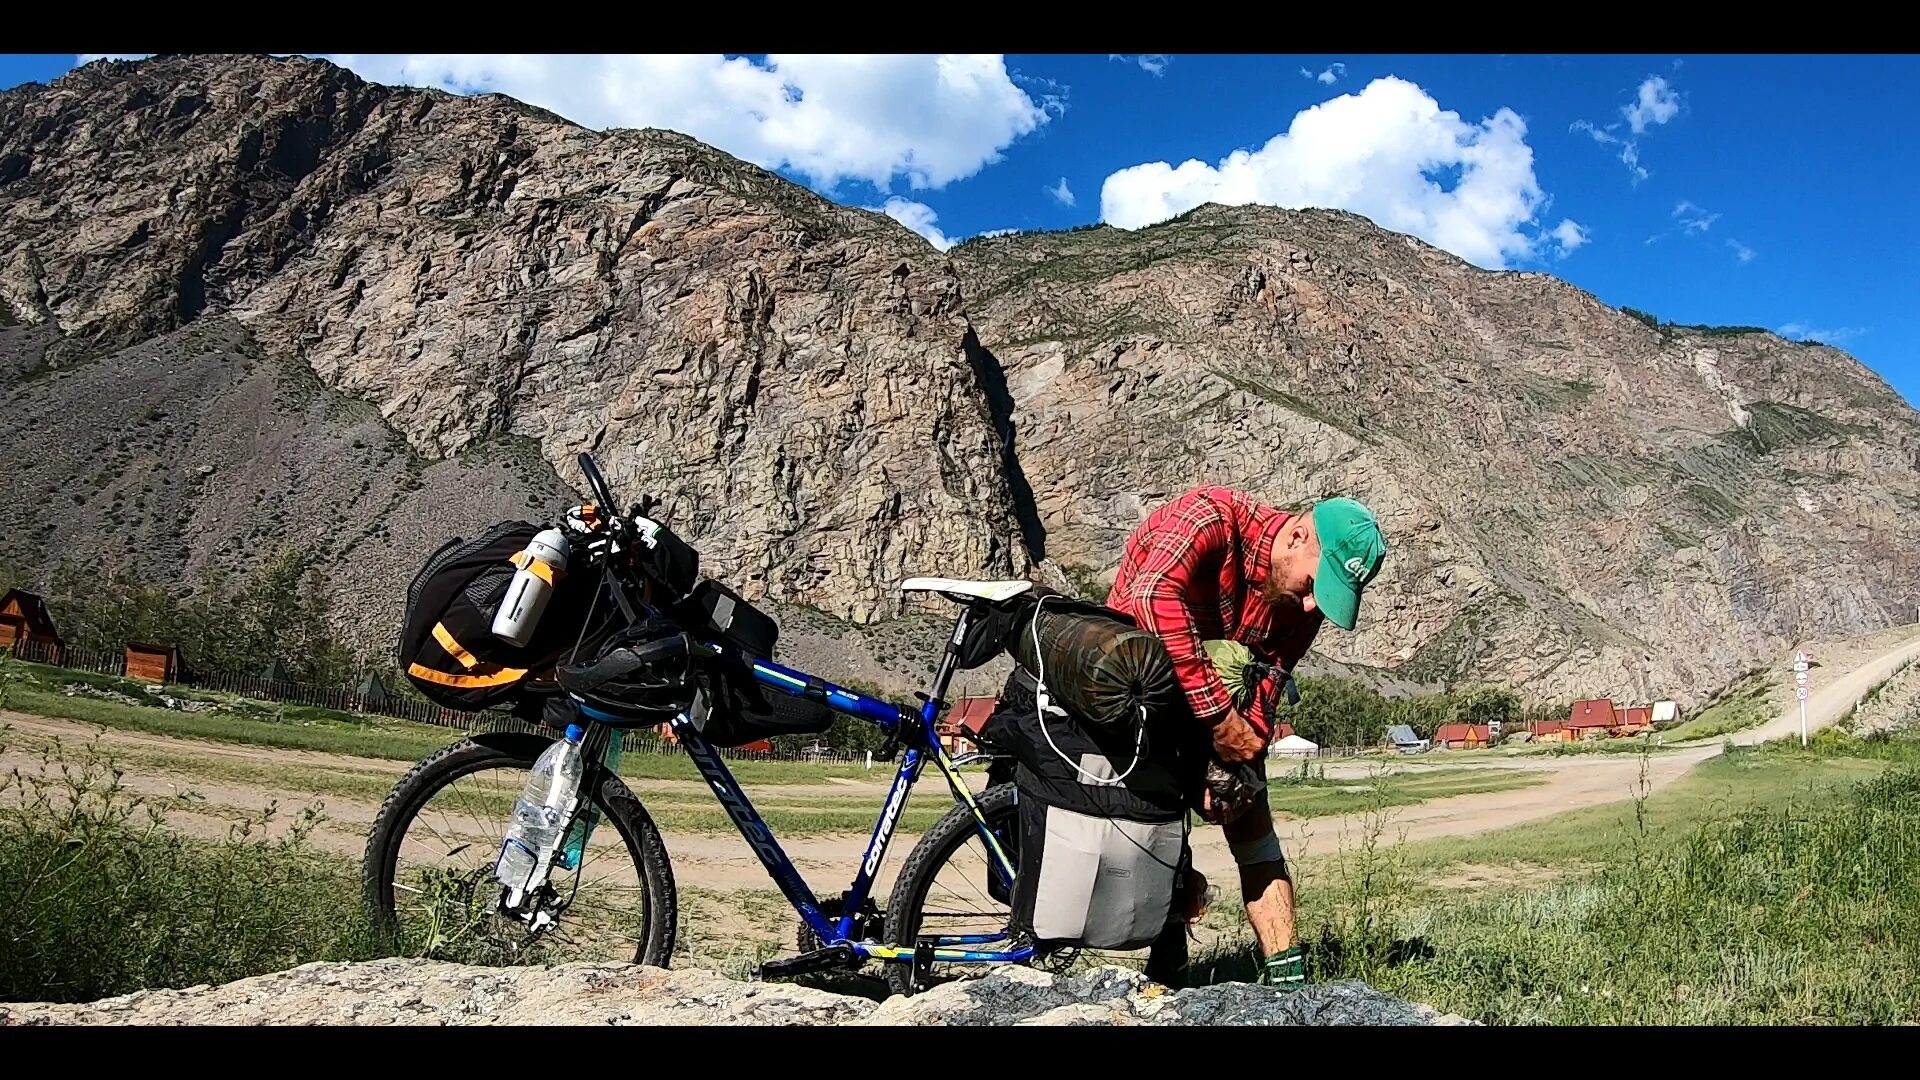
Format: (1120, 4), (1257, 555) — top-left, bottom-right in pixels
(919, 603), (974, 723)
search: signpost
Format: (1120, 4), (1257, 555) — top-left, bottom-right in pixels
(1793, 651), (1811, 747)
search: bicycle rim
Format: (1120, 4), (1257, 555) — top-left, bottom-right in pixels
(374, 751), (657, 965)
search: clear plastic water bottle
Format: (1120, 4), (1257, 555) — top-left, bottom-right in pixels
(494, 724), (585, 903)
(557, 734), (622, 871)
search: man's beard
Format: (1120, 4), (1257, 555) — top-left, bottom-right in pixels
(1260, 577), (1307, 616)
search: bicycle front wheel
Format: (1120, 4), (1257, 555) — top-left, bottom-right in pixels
(362, 736), (677, 968)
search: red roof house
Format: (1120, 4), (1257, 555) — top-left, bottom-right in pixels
(1617, 707), (1653, 733)
(1432, 723), (1491, 749)
(1567, 698), (1618, 739)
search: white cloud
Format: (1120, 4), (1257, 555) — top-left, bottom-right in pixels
(1624, 75), (1682, 134)
(1048, 176), (1076, 207)
(1673, 199), (1720, 233)
(1727, 239), (1757, 263)
(1109, 54), (1170, 76)
(1645, 232), (1667, 245)
(1573, 74), (1681, 185)
(1572, 119), (1648, 184)
(1300, 63), (1348, 85)
(1777, 322), (1866, 344)
(1551, 219), (1590, 258)
(322, 54), (1050, 192)
(1098, 76), (1550, 270)
(874, 197), (955, 252)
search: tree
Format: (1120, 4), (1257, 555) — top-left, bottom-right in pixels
(39, 548), (363, 685)
(1451, 684), (1520, 731)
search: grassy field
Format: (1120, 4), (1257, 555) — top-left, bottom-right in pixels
(3, 661), (1546, 832)
(1, 661), (904, 785)
(1659, 673), (1773, 742)
(1261, 763), (1544, 819)
(1191, 736), (1920, 1024)
(0, 729), (379, 1003)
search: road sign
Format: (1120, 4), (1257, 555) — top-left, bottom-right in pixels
(1796, 671), (1808, 685)
(1797, 686), (1809, 701)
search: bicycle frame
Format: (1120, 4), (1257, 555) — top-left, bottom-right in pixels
(572, 596), (1032, 969)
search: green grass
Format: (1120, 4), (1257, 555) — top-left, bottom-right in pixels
(1, 661), (907, 786)
(1396, 748), (1890, 874)
(1662, 682), (1772, 743)
(1261, 765), (1546, 820)
(1198, 737), (1920, 1024)
(4, 684), (465, 762)
(0, 729), (380, 1004)
(1517, 736), (1678, 757)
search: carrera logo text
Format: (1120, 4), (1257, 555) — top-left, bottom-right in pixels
(864, 781), (910, 877)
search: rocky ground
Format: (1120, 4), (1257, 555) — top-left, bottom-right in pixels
(0, 960), (1473, 1026)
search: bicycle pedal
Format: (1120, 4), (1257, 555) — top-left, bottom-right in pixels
(755, 943), (862, 981)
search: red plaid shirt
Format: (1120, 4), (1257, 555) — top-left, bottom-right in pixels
(1105, 487), (1321, 742)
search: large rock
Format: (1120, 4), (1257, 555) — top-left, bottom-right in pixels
(0, 961), (1472, 1026)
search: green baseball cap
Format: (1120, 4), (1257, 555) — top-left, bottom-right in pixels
(1311, 498), (1387, 631)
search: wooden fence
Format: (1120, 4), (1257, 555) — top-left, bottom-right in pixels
(4, 635), (884, 765)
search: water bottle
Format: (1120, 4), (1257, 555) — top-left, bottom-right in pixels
(494, 724), (585, 903)
(557, 734), (623, 870)
(491, 527), (570, 648)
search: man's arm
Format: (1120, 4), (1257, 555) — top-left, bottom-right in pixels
(1246, 611), (1323, 743)
(1119, 504), (1262, 760)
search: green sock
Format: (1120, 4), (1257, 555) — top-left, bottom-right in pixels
(1258, 945), (1307, 988)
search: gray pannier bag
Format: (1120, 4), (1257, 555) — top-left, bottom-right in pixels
(980, 602), (1203, 952)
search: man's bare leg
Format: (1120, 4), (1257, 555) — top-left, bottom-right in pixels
(1223, 799), (1295, 956)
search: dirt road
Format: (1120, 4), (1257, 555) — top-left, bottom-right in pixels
(1728, 632), (1920, 747)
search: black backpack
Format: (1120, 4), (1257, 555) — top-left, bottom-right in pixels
(397, 521), (615, 711)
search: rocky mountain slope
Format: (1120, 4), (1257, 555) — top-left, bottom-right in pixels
(4, 53), (1917, 706)
(951, 213), (1920, 705)
(0, 959), (1472, 1026)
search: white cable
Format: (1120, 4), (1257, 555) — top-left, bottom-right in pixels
(1030, 594), (1145, 785)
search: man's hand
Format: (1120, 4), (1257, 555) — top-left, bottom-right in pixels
(1210, 706), (1265, 763)
(1200, 760), (1260, 824)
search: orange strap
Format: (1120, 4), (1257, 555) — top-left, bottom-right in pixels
(408, 661), (528, 689)
(509, 550), (559, 587)
(432, 622), (479, 669)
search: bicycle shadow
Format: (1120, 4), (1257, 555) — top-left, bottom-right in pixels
(790, 970), (898, 1002)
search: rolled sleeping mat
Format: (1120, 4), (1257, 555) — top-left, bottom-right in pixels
(1008, 601), (1182, 728)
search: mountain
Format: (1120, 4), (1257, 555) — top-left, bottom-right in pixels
(4, 54), (1916, 706)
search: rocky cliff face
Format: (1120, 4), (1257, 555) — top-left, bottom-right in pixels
(0, 53), (1027, 649)
(951, 211), (1920, 705)
(4, 53), (1917, 704)
(0, 960), (1473, 1026)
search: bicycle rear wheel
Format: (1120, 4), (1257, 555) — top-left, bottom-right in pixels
(881, 783), (1025, 997)
(362, 735), (677, 967)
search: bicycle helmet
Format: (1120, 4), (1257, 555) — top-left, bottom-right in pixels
(556, 617), (698, 721)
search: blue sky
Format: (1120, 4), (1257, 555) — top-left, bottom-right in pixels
(4, 53), (1915, 406)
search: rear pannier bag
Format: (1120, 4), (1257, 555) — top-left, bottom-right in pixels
(398, 521), (614, 711)
(984, 665), (1200, 952)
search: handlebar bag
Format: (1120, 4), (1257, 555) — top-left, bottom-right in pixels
(398, 521), (613, 711)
